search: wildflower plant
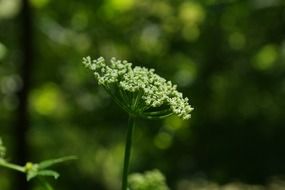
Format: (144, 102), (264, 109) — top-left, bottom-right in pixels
(83, 56), (193, 190)
(0, 137), (76, 190)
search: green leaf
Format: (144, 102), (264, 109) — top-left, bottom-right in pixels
(25, 156), (76, 181)
(38, 156), (77, 169)
(37, 170), (60, 179)
(27, 170), (38, 181)
(27, 169), (60, 181)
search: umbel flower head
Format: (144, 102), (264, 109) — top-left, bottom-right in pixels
(83, 56), (194, 120)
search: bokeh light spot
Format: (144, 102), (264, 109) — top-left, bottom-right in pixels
(0, 75), (22, 95)
(182, 25), (200, 41)
(0, 42), (7, 60)
(138, 24), (164, 55)
(0, 0), (20, 19)
(172, 54), (197, 86)
(228, 32), (246, 50)
(253, 44), (278, 70)
(30, 0), (50, 8)
(30, 83), (66, 117)
(71, 11), (89, 31)
(108, 0), (134, 12)
(154, 132), (172, 150)
(164, 116), (185, 131)
(178, 2), (205, 26)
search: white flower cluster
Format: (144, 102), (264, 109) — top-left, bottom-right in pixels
(129, 169), (169, 190)
(83, 56), (193, 120)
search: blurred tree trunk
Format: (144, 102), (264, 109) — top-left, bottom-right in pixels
(14, 0), (33, 189)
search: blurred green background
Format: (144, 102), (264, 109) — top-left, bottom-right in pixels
(1, 0), (285, 189)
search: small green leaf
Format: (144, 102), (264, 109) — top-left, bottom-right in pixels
(27, 169), (60, 181)
(24, 156), (76, 182)
(38, 156), (77, 169)
(37, 170), (60, 179)
(27, 170), (38, 181)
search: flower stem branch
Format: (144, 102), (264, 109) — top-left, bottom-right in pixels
(122, 115), (136, 190)
(0, 159), (25, 173)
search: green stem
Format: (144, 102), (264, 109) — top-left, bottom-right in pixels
(39, 177), (54, 190)
(121, 115), (135, 190)
(0, 159), (25, 173)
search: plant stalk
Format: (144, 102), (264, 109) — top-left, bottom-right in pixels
(121, 115), (135, 190)
(39, 177), (54, 190)
(0, 159), (25, 173)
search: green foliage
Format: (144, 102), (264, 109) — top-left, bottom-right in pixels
(0, 137), (76, 189)
(25, 156), (77, 181)
(129, 170), (169, 190)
